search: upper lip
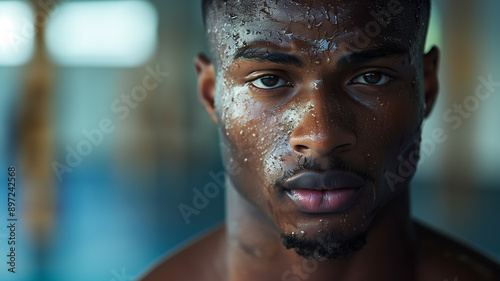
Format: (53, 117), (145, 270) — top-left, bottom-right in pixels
(284, 170), (366, 191)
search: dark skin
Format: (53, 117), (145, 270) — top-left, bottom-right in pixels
(140, 0), (500, 280)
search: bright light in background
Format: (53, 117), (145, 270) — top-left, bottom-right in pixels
(0, 1), (35, 66)
(45, 1), (158, 67)
(0, 18), (14, 45)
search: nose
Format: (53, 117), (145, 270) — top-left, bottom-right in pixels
(289, 94), (357, 157)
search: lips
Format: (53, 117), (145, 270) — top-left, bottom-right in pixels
(284, 170), (367, 213)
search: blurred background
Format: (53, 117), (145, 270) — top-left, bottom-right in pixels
(0, 0), (498, 280)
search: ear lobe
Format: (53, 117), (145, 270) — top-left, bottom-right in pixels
(195, 53), (218, 125)
(423, 46), (440, 118)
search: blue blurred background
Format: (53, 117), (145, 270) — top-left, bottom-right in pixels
(0, 0), (498, 280)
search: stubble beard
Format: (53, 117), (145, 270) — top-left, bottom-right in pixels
(280, 229), (367, 260)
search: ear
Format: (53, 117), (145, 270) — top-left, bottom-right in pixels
(195, 53), (218, 125)
(423, 46), (440, 118)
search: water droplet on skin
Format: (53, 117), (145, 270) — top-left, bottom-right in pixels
(240, 130), (243, 135)
(252, 133), (256, 137)
(244, 158), (248, 162)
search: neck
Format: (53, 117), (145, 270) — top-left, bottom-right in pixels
(225, 178), (416, 281)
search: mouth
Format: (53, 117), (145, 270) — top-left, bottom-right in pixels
(283, 170), (368, 214)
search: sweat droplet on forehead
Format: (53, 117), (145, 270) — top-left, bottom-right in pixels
(209, 1), (354, 62)
(208, 0), (421, 69)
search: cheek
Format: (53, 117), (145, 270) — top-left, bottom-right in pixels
(355, 89), (423, 198)
(218, 88), (287, 206)
(219, 86), (312, 188)
(219, 86), (261, 163)
(261, 102), (313, 182)
(218, 85), (282, 188)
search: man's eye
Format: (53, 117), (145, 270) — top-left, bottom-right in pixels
(250, 75), (290, 89)
(351, 72), (391, 86)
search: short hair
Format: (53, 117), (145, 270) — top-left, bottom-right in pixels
(201, 0), (431, 50)
(202, 0), (430, 26)
(201, 0), (219, 28)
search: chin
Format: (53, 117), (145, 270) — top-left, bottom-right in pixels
(280, 228), (368, 260)
(270, 187), (378, 259)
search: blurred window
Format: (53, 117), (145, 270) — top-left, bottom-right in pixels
(45, 1), (158, 67)
(0, 1), (35, 66)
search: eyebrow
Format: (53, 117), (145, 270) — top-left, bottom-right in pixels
(234, 48), (305, 67)
(233, 43), (408, 68)
(336, 44), (409, 67)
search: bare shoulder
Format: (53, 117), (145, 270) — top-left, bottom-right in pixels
(138, 225), (227, 281)
(415, 220), (500, 281)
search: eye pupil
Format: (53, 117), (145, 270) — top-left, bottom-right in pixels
(261, 75), (279, 87)
(364, 72), (382, 84)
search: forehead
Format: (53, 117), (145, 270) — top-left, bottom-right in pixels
(208, 0), (419, 63)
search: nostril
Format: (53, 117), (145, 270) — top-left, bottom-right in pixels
(293, 144), (309, 153)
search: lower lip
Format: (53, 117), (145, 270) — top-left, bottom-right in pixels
(287, 188), (360, 213)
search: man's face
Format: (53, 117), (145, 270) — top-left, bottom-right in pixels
(202, 0), (434, 259)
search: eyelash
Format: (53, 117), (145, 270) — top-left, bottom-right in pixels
(247, 71), (394, 91)
(248, 75), (292, 90)
(348, 71), (393, 86)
